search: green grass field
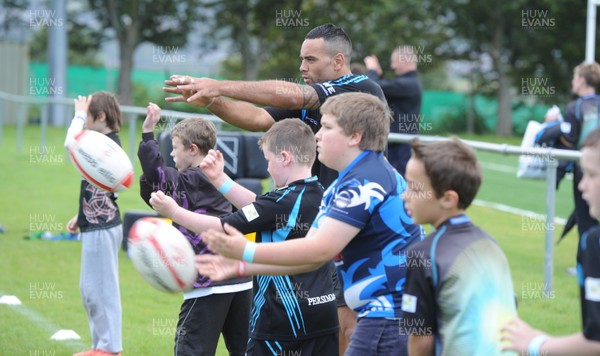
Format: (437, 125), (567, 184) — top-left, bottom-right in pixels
(0, 126), (582, 355)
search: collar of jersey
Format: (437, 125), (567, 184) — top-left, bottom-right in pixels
(336, 150), (373, 183)
(438, 214), (471, 228)
(276, 175), (319, 191)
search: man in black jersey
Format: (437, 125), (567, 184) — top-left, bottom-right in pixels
(163, 23), (386, 352)
(163, 23), (385, 188)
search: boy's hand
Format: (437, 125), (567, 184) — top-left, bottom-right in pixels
(196, 254), (239, 281)
(500, 317), (547, 353)
(142, 102), (161, 133)
(74, 95), (92, 114)
(66, 215), (79, 234)
(200, 149), (227, 185)
(149, 191), (179, 218)
(202, 223), (247, 260)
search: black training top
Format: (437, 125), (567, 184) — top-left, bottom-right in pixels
(221, 176), (339, 341)
(265, 74), (386, 188)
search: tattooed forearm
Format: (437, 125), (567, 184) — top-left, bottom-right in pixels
(300, 85), (321, 110)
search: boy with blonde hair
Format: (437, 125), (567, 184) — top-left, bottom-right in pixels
(191, 92), (424, 355)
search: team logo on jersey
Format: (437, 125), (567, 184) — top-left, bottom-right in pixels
(317, 82), (336, 95)
(333, 181), (386, 210)
(242, 204), (259, 222)
(401, 293), (418, 313)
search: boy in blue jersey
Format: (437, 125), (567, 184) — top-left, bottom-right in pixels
(195, 92), (424, 356)
(501, 128), (600, 355)
(150, 119), (339, 356)
(401, 138), (517, 355)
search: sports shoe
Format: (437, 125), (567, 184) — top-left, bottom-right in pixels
(73, 350), (121, 356)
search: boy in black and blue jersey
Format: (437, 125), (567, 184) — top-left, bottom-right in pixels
(502, 128), (600, 355)
(401, 138), (517, 355)
(150, 119), (339, 355)
(196, 92), (424, 356)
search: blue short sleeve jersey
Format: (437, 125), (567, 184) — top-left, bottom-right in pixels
(312, 150), (424, 318)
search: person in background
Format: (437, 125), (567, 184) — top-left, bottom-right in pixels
(365, 45), (422, 176)
(501, 127), (600, 355)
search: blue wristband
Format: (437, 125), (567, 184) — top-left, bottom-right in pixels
(242, 242), (257, 263)
(218, 177), (234, 195)
(527, 335), (548, 356)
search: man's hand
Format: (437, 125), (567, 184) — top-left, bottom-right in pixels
(142, 102), (161, 133)
(149, 191), (179, 218)
(500, 317), (547, 353)
(202, 223), (248, 260)
(200, 149), (227, 185)
(163, 75), (218, 107)
(364, 55), (383, 76)
(196, 254), (240, 281)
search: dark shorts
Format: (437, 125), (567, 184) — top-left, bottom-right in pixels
(246, 332), (338, 356)
(174, 289), (252, 356)
(346, 318), (408, 356)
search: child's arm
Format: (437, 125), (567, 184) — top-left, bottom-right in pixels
(501, 317), (600, 355)
(137, 103), (179, 205)
(201, 217), (358, 266)
(64, 95), (91, 149)
(195, 254), (323, 281)
(150, 191), (222, 232)
(66, 215), (79, 234)
(200, 149), (257, 208)
(408, 335), (435, 356)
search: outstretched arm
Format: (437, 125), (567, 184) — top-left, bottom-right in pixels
(163, 75), (320, 131)
(501, 317), (600, 355)
(174, 76), (321, 110)
(202, 217), (358, 266)
(149, 191), (223, 233)
(163, 77), (275, 132)
(195, 254), (323, 281)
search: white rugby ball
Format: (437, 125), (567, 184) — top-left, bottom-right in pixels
(68, 130), (134, 193)
(127, 217), (197, 293)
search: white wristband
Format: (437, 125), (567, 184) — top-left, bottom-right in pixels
(74, 110), (87, 120)
(527, 335), (549, 356)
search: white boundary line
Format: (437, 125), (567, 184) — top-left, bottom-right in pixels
(473, 199), (567, 225)
(480, 160), (573, 181)
(0, 290), (87, 351)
